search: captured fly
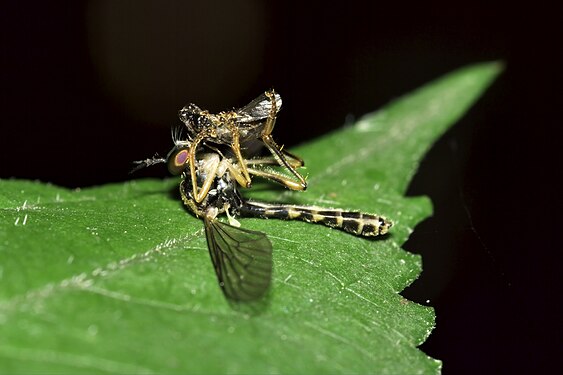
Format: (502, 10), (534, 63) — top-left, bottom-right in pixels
(175, 90), (307, 203)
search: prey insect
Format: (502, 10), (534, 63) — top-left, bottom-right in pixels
(178, 151), (393, 302)
(175, 90), (307, 203)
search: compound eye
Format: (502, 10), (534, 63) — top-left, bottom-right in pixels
(167, 148), (189, 175)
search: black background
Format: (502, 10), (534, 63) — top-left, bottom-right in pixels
(1, 1), (560, 373)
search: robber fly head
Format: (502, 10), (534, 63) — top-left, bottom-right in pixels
(178, 103), (213, 134)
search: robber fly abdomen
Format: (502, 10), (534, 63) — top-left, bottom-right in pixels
(239, 201), (392, 237)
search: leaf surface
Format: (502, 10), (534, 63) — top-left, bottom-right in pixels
(0, 62), (501, 374)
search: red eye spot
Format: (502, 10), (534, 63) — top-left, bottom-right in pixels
(175, 149), (189, 166)
(167, 148), (190, 175)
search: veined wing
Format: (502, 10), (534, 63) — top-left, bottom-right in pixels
(204, 217), (273, 302)
(236, 92), (282, 123)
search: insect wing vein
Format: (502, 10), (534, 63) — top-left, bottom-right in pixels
(236, 92), (282, 123)
(204, 217), (272, 302)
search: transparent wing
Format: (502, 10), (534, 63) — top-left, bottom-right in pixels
(204, 217), (273, 302)
(236, 92), (282, 123)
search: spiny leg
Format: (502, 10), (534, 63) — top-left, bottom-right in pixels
(218, 156), (306, 191)
(245, 154), (304, 169)
(260, 90), (307, 190)
(223, 158), (255, 188)
(261, 135), (307, 190)
(262, 90), (278, 136)
(279, 148), (305, 167)
(233, 155), (306, 190)
(227, 122), (252, 188)
(245, 154), (305, 189)
(246, 167), (306, 191)
(188, 131), (218, 203)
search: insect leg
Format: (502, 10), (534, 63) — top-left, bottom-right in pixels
(221, 156), (305, 190)
(246, 167), (307, 191)
(223, 158), (255, 188)
(278, 148), (305, 168)
(259, 90), (307, 190)
(260, 135), (307, 190)
(262, 89), (278, 135)
(245, 154), (304, 169)
(188, 131), (216, 203)
(228, 123), (253, 188)
(194, 153), (221, 203)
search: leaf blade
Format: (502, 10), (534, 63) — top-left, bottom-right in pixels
(0, 62), (502, 374)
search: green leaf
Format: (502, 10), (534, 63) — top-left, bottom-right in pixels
(0, 62), (501, 374)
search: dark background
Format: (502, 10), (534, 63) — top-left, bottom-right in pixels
(1, 1), (560, 373)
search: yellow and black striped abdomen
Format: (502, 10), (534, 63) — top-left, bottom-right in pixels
(239, 201), (392, 237)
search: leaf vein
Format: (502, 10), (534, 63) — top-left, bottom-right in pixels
(0, 232), (200, 314)
(0, 344), (154, 374)
(303, 321), (377, 361)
